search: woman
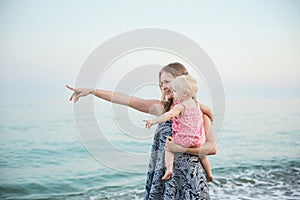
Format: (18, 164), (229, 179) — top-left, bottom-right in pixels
(67, 62), (217, 199)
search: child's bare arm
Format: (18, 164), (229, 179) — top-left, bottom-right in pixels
(144, 104), (183, 129)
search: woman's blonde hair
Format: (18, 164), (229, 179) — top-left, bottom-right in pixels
(159, 62), (188, 112)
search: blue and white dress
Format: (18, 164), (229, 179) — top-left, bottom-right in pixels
(144, 120), (210, 200)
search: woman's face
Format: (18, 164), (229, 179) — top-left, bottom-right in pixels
(160, 71), (175, 100)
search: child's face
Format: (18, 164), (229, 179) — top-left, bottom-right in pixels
(172, 85), (185, 102)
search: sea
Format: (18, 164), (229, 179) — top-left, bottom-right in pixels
(0, 97), (299, 200)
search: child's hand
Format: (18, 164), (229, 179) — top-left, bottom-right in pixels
(143, 120), (155, 129)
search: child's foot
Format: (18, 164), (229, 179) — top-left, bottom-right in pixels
(207, 174), (214, 182)
(161, 171), (173, 180)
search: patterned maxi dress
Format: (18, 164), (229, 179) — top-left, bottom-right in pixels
(144, 120), (210, 200)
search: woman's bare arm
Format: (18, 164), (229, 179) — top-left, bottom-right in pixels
(66, 85), (163, 116)
(93, 89), (162, 114)
(199, 104), (214, 122)
(165, 114), (217, 156)
(198, 114), (217, 156)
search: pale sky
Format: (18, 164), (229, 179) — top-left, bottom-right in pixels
(0, 0), (299, 100)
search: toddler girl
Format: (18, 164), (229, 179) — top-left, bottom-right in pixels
(144, 75), (213, 181)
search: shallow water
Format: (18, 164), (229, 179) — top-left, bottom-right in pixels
(0, 98), (299, 199)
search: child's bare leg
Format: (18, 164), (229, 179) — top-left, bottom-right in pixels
(200, 156), (214, 182)
(162, 150), (174, 180)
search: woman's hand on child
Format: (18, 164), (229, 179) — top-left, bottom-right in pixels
(165, 136), (186, 153)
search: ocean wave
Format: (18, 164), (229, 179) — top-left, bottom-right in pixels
(210, 160), (300, 199)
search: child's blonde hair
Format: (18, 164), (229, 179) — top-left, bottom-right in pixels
(172, 75), (198, 99)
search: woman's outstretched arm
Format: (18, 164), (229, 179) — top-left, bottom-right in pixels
(66, 85), (162, 116)
(165, 114), (217, 157)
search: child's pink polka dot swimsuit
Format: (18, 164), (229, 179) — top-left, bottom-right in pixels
(172, 102), (206, 148)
